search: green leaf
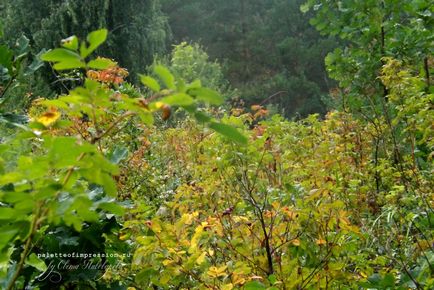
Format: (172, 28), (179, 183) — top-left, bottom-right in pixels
(41, 48), (85, 70)
(186, 79), (202, 90)
(0, 113), (28, 125)
(41, 48), (80, 62)
(189, 87), (224, 105)
(300, 3), (310, 13)
(194, 111), (212, 123)
(2, 192), (31, 203)
(154, 65), (176, 89)
(26, 253), (47, 272)
(46, 137), (86, 168)
(14, 199), (35, 213)
(136, 268), (159, 283)
(0, 172), (23, 186)
(71, 196), (98, 222)
(140, 75), (161, 92)
(87, 29), (108, 49)
(81, 29), (108, 58)
(53, 59), (86, 70)
(381, 273), (395, 287)
(101, 174), (117, 197)
(367, 273), (382, 285)
(61, 36), (79, 50)
(98, 202), (125, 215)
(0, 207), (15, 220)
(268, 274), (277, 284)
(160, 93), (194, 106)
(209, 122), (247, 145)
(24, 49), (46, 76)
(0, 45), (13, 71)
(244, 281), (266, 290)
(87, 58), (115, 69)
(177, 78), (186, 92)
(109, 146), (129, 164)
(0, 224), (19, 248)
(40, 99), (68, 109)
(15, 35), (30, 58)
(138, 111), (154, 125)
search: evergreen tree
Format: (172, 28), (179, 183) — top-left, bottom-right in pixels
(1, 0), (169, 82)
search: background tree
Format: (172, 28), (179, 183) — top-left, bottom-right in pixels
(1, 0), (169, 84)
(154, 42), (230, 94)
(162, 0), (338, 117)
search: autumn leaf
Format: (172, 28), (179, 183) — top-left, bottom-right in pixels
(207, 265), (227, 278)
(316, 239), (327, 246)
(37, 109), (61, 127)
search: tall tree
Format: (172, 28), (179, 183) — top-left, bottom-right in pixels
(1, 0), (169, 82)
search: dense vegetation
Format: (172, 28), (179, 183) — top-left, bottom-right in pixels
(0, 0), (432, 289)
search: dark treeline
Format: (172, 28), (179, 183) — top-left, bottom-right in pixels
(1, 0), (168, 77)
(162, 0), (338, 117)
(0, 0), (337, 117)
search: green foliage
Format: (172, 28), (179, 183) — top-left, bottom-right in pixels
(0, 29), (245, 289)
(41, 29), (112, 71)
(0, 34), (46, 112)
(380, 57), (433, 152)
(153, 42), (231, 96)
(302, 0), (433, 111)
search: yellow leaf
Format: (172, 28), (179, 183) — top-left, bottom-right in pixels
(292, 239), (301, 246)
(208, 248), (215, 257)
(233, 261), (251, 275)
(37, 109), (61, 127)
(217, 265), (228, 272)
(316, 239), (327, 246)
(149, 220), (162, 233)
(189, 223), (205, 252)
(195, 251), (207, 265)
(119, 233), (129, 241)
(233, 275), (246, 285)
(154, 101), (165, 109)
(232, 216), (249, 223)
(271, 201), (280, 209)
(221, 283), (234, 290)
(207, 265), (227, 278)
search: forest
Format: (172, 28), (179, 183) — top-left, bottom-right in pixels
(0, 0), (432, 289)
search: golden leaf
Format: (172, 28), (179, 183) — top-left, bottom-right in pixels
(221, 283), (234, 290)
(207, 265), (227, 278)
(195, 251), (207, 265)
(316, 239), (327, 246)
(37, 109), (61, 127)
